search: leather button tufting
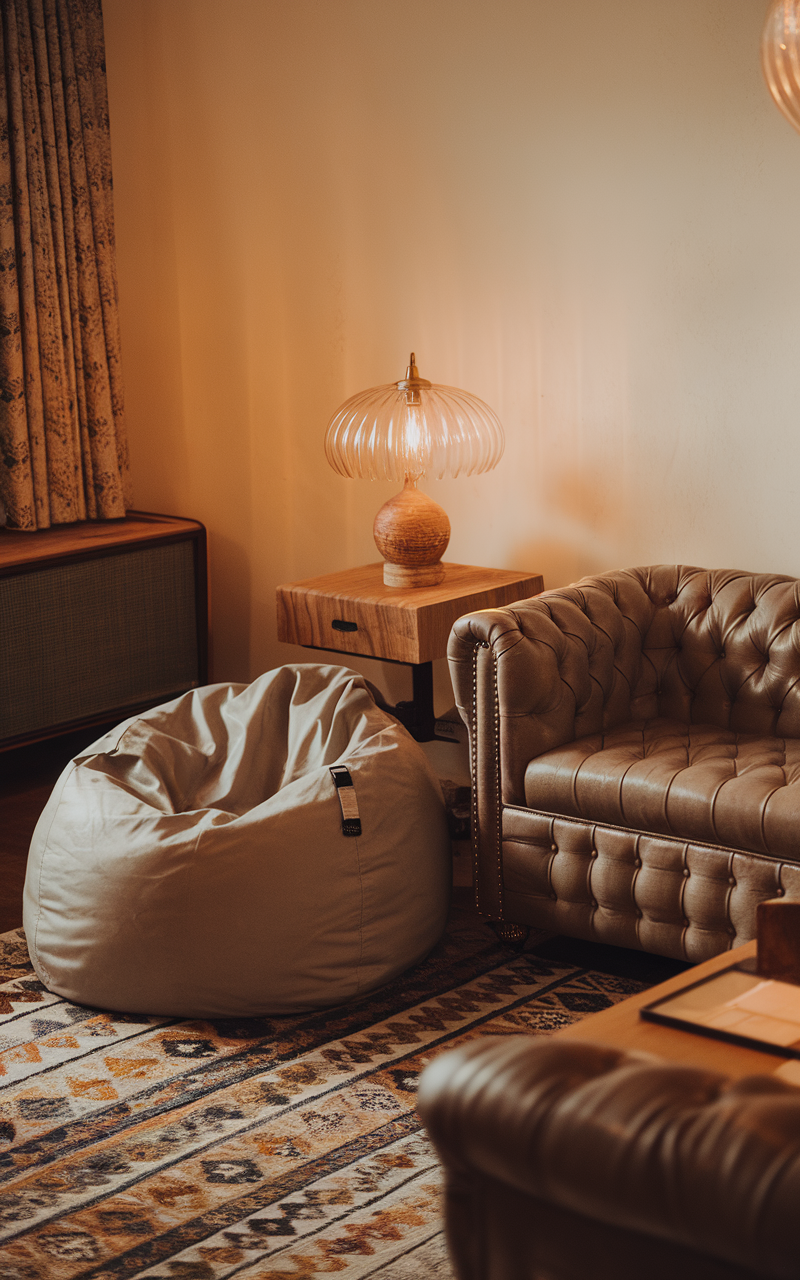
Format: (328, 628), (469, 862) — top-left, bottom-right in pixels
(454, 564), (800, 970)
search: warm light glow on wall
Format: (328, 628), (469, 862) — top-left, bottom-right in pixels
(103, 0), (800, 688)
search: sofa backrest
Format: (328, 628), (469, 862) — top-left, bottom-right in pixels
(562, 565), (800, 737)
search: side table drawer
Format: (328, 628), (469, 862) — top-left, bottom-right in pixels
(277, 586), (420, 663)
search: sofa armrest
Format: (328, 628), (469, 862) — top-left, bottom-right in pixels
(418, 1037), (800, 1280)
(449, 591), (648, 802)
(448, 590), (644, 915)
(450, 600), (584, 801)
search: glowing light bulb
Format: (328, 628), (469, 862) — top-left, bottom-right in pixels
(401, 402), (424, 481)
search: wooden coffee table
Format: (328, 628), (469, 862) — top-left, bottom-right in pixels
(555, 939), (800, 1083)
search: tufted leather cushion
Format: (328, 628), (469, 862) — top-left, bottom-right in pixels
(525, 717), (800, 860)
(501, 807), (800, 961)
(418, 1037), (800, 1280)
(449, 565), (800, 808)
(570, 566), (800, 736)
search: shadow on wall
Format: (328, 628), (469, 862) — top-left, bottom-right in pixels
(550, 467), (626, 536)
(207, 533), (252, 684)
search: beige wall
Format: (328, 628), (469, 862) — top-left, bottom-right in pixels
(103, 0), (800, 705)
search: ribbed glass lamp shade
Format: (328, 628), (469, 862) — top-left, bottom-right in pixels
(324, 361), (504, 484)
(762, 0), (800, 133)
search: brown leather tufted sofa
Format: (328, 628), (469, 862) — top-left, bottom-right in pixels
(417, 1036), (800, 1280)
(448, 566), (800, 962)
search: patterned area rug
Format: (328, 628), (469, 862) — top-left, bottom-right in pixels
(0, 907), (684, 1280)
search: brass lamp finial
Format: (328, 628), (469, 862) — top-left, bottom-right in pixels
(397, 352), (431, 395)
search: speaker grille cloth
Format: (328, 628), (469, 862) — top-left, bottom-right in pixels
(0, 541), (199, 740)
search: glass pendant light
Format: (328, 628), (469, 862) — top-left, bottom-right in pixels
(324, 354), (504, 587)
(762, 0), (800, 133)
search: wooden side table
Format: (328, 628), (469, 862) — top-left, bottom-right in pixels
(276, 562), (543, 740)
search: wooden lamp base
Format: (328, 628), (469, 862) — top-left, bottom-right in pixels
(381, 562), (445, 588)
(373, 479), (450, 588)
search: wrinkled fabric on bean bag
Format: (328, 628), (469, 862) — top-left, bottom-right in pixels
(24, 664), (451, 1016)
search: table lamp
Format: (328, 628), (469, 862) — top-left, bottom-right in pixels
(762, 0), (800, 131)
(324, 354), (504, 587)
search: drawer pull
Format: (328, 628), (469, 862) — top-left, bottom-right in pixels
(332, 619), (358, 632)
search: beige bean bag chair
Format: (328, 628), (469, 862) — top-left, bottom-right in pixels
(23, 664), (451, 1017)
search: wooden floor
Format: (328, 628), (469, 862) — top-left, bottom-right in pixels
(0, 729), (111, 935)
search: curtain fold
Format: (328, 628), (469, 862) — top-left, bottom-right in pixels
(0, 0), (130, 530)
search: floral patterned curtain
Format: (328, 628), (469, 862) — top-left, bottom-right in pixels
(0, 0), (130, 530)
